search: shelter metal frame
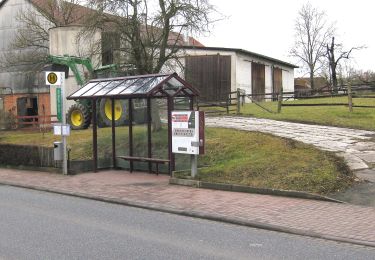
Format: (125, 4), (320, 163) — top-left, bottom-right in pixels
(67, 73), (199, 174)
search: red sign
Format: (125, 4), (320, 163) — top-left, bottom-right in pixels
(172, 114), (189, 122)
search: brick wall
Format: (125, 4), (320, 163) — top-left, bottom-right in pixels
(3, 93), (50, 116)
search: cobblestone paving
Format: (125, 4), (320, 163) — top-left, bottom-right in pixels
(206, 116), (375, 182)
(0, 169), (375, 246)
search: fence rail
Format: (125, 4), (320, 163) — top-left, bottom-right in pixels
(237, 84), (375, 113)
(197, 90), (241, 115)
(15, 115), (59, 130)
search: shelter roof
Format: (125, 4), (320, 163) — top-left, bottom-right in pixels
(67, 73), (199, 100)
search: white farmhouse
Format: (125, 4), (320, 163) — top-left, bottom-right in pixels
(175, 46), (297, 102)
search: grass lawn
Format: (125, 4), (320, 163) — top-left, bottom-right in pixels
(239, 96), (375, 131)
(0, 126), (354, 194)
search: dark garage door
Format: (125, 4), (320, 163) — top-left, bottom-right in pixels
(273, 67), (282, 93)
(185, 55), (231, 102)
(251, 62), (265, 102)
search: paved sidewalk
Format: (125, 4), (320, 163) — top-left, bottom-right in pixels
(0, 168), (375, 247)
(207, 117), (375, 182)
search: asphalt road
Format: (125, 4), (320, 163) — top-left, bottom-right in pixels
(0, 185), (374, 260)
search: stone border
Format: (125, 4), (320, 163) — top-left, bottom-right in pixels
(169, 177), (344, 203)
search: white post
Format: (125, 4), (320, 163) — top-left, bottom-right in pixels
(191, 154), (198, 178)
(60, 72), (68, 175)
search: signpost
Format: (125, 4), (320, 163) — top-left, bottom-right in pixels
(56, 88), (62, 121)
(46, 71), (69, 175)
(171, 111), (205, 177)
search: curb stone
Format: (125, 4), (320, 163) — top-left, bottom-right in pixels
(169, 178), (344, 203)
(1, 180), (373, 248)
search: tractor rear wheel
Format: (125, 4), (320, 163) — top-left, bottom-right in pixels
(99, 98), (128, 127)
(67, 103), (91, 130)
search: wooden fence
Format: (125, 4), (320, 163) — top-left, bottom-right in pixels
(197, 90), (242, 115)
(15, 115), (59, 130)
(238, 84), (375, 113)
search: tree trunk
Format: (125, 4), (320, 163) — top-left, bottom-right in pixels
(310, 71), (315, 90)
(331, 64), (338, 93)
(328, 37), (338, 93)
(151, 99), (162, 132)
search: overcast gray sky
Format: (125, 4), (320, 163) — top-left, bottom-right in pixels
(199, 0), (374, 76)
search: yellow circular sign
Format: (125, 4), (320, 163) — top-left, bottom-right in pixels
(47, 72), (58, 85)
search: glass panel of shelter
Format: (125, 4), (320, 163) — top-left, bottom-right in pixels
(93, 80), (124, 96)
(161, 77), (184, 96)
(82, 81), (111, 97)
(165, 77), (184, 88)
(120, 77), (154, 94)
(134, 76), (169, 94)
(106, 78), (139, 95)
(70, 82), (99, 98)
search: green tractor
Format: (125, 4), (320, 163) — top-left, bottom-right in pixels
(47, 55), (146, 130)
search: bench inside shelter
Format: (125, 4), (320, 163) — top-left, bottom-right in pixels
(117, 156), (170, 175)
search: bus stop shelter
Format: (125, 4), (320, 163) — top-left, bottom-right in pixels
(67, 73), (199, 174)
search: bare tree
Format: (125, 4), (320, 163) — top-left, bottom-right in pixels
(290, 3), (333, 90)
(85, 0), (217, 74)
(326, 36), (364, 92)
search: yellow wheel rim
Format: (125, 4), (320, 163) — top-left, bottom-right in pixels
(71, 110), (83, 126)
(104, 99), (122, 121)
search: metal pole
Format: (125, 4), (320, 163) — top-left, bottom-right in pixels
(128, 98), (133, 172)
(189, 97), (197, 178)
(92, 99), (98, 172)
(167, 96), (174, 175)
(61, 72), (68, 175)
(189, 97), (194, 110)
(111, 98), (116, 168)
(147, 97), (152, 172)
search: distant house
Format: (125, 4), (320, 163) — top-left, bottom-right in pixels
(175, 46), (297, 102)
(294, 77), (330, 91)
